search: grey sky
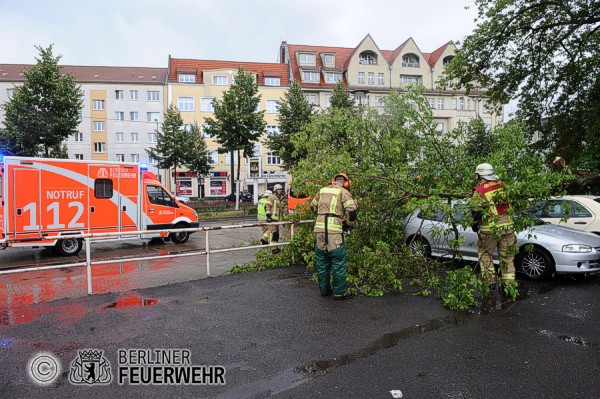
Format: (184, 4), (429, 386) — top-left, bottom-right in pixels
(2, 0), (479, 67)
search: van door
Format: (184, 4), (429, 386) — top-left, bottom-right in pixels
(13, 168), (41, 240)
(88, 165), (120, 234)
(116, 165), (139, 232)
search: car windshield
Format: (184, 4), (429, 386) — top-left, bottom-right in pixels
(438, 203), (548, 226)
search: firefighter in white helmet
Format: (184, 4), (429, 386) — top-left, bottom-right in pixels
(257, 190), (272, 245)
(472, 163), (517, 300)
(310, 173), (358, 300)
(264, 184), (286, 254)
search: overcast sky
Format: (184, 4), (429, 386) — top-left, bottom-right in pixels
(2, 0), (479, 67)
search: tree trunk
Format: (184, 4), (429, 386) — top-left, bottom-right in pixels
(230, 152), (235, 197)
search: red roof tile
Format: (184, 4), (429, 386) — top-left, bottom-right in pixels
(168, 58), (289, 86)
(427, 42), (451, 68)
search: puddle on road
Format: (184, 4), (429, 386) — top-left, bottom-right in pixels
(298, 313), (470, 375)
(104, 295), (158, 309)
(539, 329), (592, 347)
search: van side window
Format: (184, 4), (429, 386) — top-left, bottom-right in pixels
(94, 179), (113, 199)
(147, 185), (176, 207)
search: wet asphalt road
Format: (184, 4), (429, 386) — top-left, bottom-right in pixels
(1, 264), (599, 399)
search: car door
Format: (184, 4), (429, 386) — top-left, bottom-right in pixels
(540, 199), (594, 232)
(451, 204), (479, 259)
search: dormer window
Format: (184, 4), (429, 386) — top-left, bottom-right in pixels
(299, 53), (316, 64)
(443, 56), (455, 67)
(178, 74), (196, 83)
(402, 54), (420, 68)
(359, 51), (377, 65)
(324, 54), (335, 66)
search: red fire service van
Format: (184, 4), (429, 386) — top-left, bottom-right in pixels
(0, 156), (199, 256)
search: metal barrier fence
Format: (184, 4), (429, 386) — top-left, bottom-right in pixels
(0, 220), (314, 295)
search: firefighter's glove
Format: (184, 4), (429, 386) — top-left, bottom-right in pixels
(342, 222), (353, 234)
(266, 214), (272, 223)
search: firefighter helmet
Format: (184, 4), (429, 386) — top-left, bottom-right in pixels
(332, 173), (350, 189)
(263, 190), (272, 197)
(273, 184), (283, 191)
(475, 163), (499, 181)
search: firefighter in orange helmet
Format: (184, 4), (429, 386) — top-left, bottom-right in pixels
(472, 163), (517, 299)
(310, 173), (358, 300)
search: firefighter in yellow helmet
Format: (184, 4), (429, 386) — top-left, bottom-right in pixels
(310, 173), (358, 300)
(264, 184), (287, 254)
(257, 189), (272, 245)
(472, 163), (517, 300)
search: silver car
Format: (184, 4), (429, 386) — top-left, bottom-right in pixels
(403, 203), (600, 280)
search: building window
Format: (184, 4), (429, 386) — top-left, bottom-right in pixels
(266, 125), (280, 135)
(225, 151), (239, 165)
(358, 72), (365, 84)
(428, 98), (435, 109)
(148, 133), (157, 143)
(148, 155), (156, 164)
(207, 151), (218, 165)
(93, 142), (106, 153)
(368, 72), (374, 85)
(305, 94), (318, 106)
(451, 98), (457, 110)
(93, 100), (105, 110)
(267, 151), (281, 165)
(178, 74), (196, 83)
(131, 154), (139, 162)
(459, 98), (465, 111)
(7, 88), (14, 99)
(325, 73), (341, 84)
(437, 98), (444, 110)
(131, 132), (139, 142)
(116, 154), (124, 162)
(130, 111), (139, 121)
(201, 98), (215, 112)
(482, 100), (490, 113)
(324, 54), (334, 65)
(130, 90), (138, 100)
(75, 154), (83, 160)
(466, 99), (471, 111)
(265, 77), (281, 86)
(400, 75), (421, 84)
(178, 97), (194, 111)
(116, 132), (124, 142)
(93, 121), (105, 131)
(299, 53), (315, 64)
(302, 71), (319, 83)
(115, 90), (124, 100)
(212, 75), (228, 85)
(374, 95), (384, 108)
(402, 54), (420, 68)
(74, 132), (83, 142)
(359, 51), (377, 65)
(437, 123), (444, 132)
(324, 94), (331, 108)
(147, 91), (160, 101)
(115, 111), (124, 121)
(266, 100), (280, 113)
(147, 112), (160, 122)
(378, 73), (384, 85)
(443, 56), (455, 67)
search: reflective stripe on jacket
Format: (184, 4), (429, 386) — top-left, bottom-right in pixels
(257, 197), (268, 221)
(311, 184), (357, 234)
(265, 194), (285, 221)
(473, 180), (513, 232)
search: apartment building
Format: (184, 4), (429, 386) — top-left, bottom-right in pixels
(166, 57), (289, 198)
(0, 64), (168, 181)
(279, 34), (502, 132)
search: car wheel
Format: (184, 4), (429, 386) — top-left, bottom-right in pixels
(517, 246), (555, 280)
(55, 237), (83, 256)
(407, 235), (431, 257)
(170, 224), (190, 244)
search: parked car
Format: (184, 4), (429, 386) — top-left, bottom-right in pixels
(403, 202), (600, 280)
(174, 195), (191, 205)
(529, 195), (600, 235)
(225, 191), (253, 202)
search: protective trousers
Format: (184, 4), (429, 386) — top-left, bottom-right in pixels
(315, 242), (347, 295)
(478, 231), (517, 285)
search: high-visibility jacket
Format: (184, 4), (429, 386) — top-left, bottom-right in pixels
(265, 194), (285, 221)
(257, 197), (268, 221)
(473, 180), (513, 232)
(311, 182), (357, 234)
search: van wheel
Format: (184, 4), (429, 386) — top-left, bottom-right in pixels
(170, 224), (190, 244)
(55, 237), (83, 256)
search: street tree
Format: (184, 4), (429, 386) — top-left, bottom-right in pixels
(257, 88), (571, 308)
(146, 104), (188, 190)
(444, 0), (600, 174)
(329, 80), (355, 111)
(265, 80), (313, 171)
(204, 66), (266, 195)
(0, 44), (83, 157)
(184, 122), (212, 178)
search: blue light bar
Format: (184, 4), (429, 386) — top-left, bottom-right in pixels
(140, 163), (149, 170)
